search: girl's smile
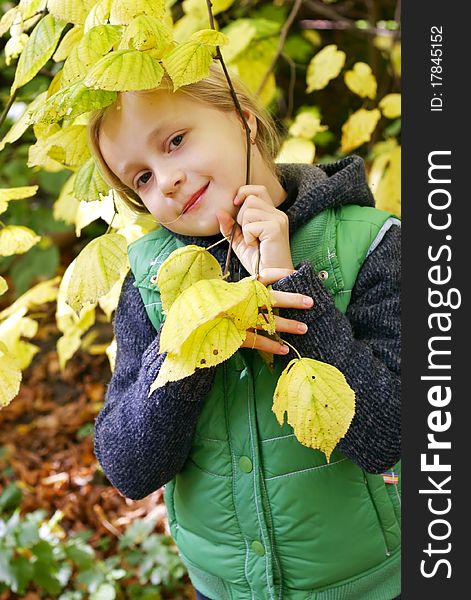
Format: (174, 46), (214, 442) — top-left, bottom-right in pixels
(97, 88), (286, 236)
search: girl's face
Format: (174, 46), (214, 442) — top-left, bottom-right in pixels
(98, 88), (261, 236)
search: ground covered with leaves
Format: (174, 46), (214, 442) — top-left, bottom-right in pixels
(0, 305), (194, 600)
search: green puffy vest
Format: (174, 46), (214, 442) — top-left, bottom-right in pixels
(128, 205), (401, 600)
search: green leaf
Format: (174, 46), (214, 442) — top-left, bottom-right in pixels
(0, 483), (22, 511)
(33, 82), (117, 125)
(74, 157), (110, 202)
(84, 49), (164, 91)
(162, 41), (214, 90)
(62, 24), (123, 86)
(91, 582), (116, 600)
(66, 233), (128, 313)
(10, 555), (33, 595)
(12, 14), (66, 94)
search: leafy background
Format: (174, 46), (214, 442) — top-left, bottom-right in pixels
(0, 0), (400, 597)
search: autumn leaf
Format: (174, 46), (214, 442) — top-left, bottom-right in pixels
(273, 358), (355, 461)
(306, 44), (346, 92)
(379, 93), (401, 119)
(341, 108), (381, 152)
(344, 62), (377, 99)
(156, 245), (223, 312)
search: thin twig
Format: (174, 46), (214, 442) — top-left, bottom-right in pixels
(205, 0), (253, 279)
(255, 0), (303, 98)
(0, 90), (18, 130)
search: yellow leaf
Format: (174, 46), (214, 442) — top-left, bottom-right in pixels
(0, 7), (19, 38)
(220, 20), (256, 63)
(391, 42), (401, 77)
(379, 93), (401, 119)
(0, 92), (48, 152)
(288, 112), (327, 140)
(28, 124), (90, 170)
(374, 145), (401, 217)
(84, 0), (112, 32)
(172, 13), (208, 44)
(340, 108), (381, 153)
(48, 0), (96, 25)
(276, 138), (315, 164)
(344, 62), (377, 99)
(230, 57), (276, 107)
(157, 245), (223, 312)
(5, 33), (29, 66)
(98, 267), (128, 320)
(84, 49), (164, 91)
(0, 185), (38, 215)
(273, 358), (355, 461)
(0, 342), (22, 408)
(306, 44), (346, 92)
(183, 0), (234, 16)
(56, 260), (96, 368)
(229, 278), (275, 334)
(160, 278), (252, 355)
(0, 226), (41, 257)
(151, 316), (246, 391)
(53, 25), (84, 62)
(53, 174), (80, 225)
(62, 24), (123, 86)
(0, 276), (7, 296)
(66, 233), (128, 313)
(73, 156), (110, 202)
(75, 194), (115, 237)
(12, 14), (66, 93)
(119, 14), (173, 57)
(190, 29), (229, 47)
(110, 0), (167, 25)
(0, 308), (39, 370)
(162, 41), (214, 91)
(106, 337), (117, 372)
(0, 277), (59, 321)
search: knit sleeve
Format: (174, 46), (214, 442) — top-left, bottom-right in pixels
(271, 225), (401, 473)
(93, 271), (216, 500)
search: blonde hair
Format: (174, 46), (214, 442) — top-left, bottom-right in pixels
(87, 61), (283, 214)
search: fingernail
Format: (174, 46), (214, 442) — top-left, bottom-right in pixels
(303, 296), (314, 307)
(297, 323), (308, 333)
(280, 345), (289, 354)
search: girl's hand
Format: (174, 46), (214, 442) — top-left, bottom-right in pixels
(216, 185), (294, 275)
(240, 268), (314, 355)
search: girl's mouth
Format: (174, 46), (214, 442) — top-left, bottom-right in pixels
(182, 183), (209, 214)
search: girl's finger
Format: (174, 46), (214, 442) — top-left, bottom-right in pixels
(241, 331), (290, 355)
(257, 314), (308, 335)
(235, 186), (273, 207)
(270, 289), (314, 309)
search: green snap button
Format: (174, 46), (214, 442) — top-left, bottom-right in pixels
(239, 456), (253, 473)
(251, 540), (265, 556)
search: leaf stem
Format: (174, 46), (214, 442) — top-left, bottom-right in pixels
(279, 338), (302, 360)
(206, 236), (230, 251)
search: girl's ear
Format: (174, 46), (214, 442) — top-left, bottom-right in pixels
(237, 109), (258, 140)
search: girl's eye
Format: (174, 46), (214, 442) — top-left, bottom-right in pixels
(169, 133), (184, 150)
(137, 172), (152, 187)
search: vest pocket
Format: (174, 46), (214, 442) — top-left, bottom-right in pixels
(363, 472), (401, 556)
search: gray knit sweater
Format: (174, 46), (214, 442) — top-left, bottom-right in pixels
(94, 156), (401, 500)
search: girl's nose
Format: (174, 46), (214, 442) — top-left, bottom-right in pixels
(158, 168), (186, 197)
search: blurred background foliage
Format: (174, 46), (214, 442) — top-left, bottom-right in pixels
(0, 1), (400, 597)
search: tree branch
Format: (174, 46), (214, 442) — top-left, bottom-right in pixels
(255, 0), (303, 98)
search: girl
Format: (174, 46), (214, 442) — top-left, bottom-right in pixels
(90, 62), (401, 600)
